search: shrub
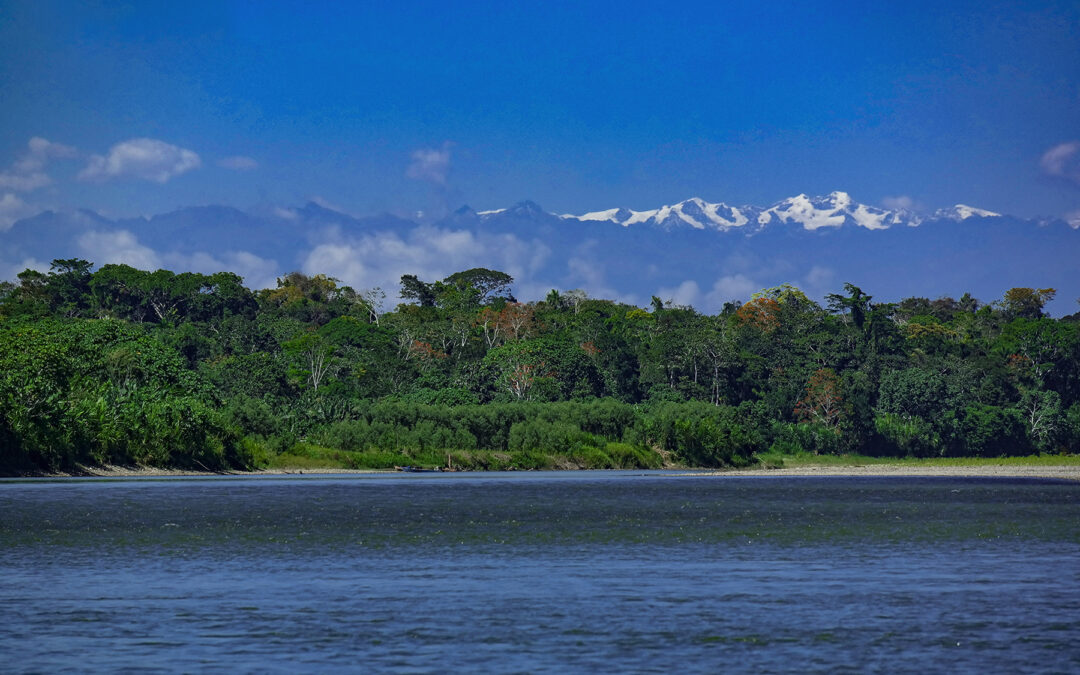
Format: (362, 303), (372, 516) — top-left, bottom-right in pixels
(944, 404), (1031, 457)
(509, 419), (592, 454)
(672, 417), (758, 467)
(768, 421), (843, 456)
(873, 413), (942, 457)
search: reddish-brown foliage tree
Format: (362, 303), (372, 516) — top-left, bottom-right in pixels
(736, 297), (781, 332)
(794, 368), (845, 431)
(477, 302), (535, 348)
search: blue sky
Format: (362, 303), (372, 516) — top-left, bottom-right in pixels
(2, 0), (1079, 223)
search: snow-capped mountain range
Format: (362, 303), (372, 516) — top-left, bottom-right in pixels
(568, 191), (999, 231)
(2, 190), (1076, 315)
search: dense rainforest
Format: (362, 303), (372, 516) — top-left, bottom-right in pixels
(1, 258), (1079, 474)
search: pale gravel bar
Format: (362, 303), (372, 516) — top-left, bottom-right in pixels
(47, 465), (389, 478)
(691, 464), (1080, 481)
(37, 463), (1080, 481)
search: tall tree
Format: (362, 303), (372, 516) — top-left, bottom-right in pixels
(826, 283), (873, 330)
(1000, 287), (1056, 320)
(442, 268), (514, 305)
(399, 274), (437, 307)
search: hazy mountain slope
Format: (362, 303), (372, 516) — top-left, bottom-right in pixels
(3, 193), (1076, 314)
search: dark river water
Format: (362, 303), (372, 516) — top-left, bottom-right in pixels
(2, 472), (1079, 673)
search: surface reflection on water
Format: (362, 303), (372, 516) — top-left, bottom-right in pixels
(2, 473), (1079, 673)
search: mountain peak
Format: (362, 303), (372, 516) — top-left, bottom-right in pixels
(300, 201), (344, 215)
(509, 200), (545, 215)
(933, 204), (1002, 221)
(826, 191), (853, 208)
(561, 191), (1005, 232)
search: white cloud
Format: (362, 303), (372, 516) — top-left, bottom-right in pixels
(303, 224), (551, 303)
(704, 274), (758, 309)
(79, 138), (201, 183)
(77, 230), (162, 269)
(217, 155), (259, 171)
(1066, 210), (1080, 229)
(804, 265), (835, 293)
(882, 195), (914, 210)
(656, 280), (702, 308)
(654, 274), (758, 313)
(1040, 141), (1080, 185)
(0, 136), (77, 192)
(220, 251), (280, 290)
(566, 255), (605, 290)
(162, 250), (280, 290)
(18, 137), (78, 170)
(0, 171), (51, 192)
(406, 143), (452, 185)
(74, 227), (281, 287)
(552, 241), (644, 307)
(514, 280), (564, 303)
(0, 256), (49, 282)
(0, 192), (39, 231)
(563, 241), (630, 303)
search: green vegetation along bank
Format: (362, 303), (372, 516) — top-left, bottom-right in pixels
(2, 260), (1079, 474)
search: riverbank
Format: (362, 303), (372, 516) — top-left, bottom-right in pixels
(693, 464), (1080, 480)
(33, 464), (389, 478)
(20, 457), (1080, 480)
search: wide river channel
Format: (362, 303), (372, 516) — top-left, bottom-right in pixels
(2, 471), (1079, 673)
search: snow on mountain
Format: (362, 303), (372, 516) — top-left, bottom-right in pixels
(566, 197), (749, 230)
(753, 191), (903, 231)
(658, 197), (750, 230)
(932, 204), (1002, 221)
(5, 194), (1077, 319)
(759, 192), (844, 230)
(571, 207), (632, 224)
(563, 192), (1002, 231)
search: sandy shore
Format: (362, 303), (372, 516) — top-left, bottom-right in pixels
(19, 463), (1080, 480)
(691, 464), (1080, 480)
(36, 465), (389, 478)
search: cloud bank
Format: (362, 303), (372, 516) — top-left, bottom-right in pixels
(657, 274), (759, 313)
(73, 228), (280, 289)
(304, 224), (551, 303)
(79, 138), (201, 183)
(76, 229), (161, 270)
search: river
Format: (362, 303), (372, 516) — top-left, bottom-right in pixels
(2, 471), (1078, 672)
